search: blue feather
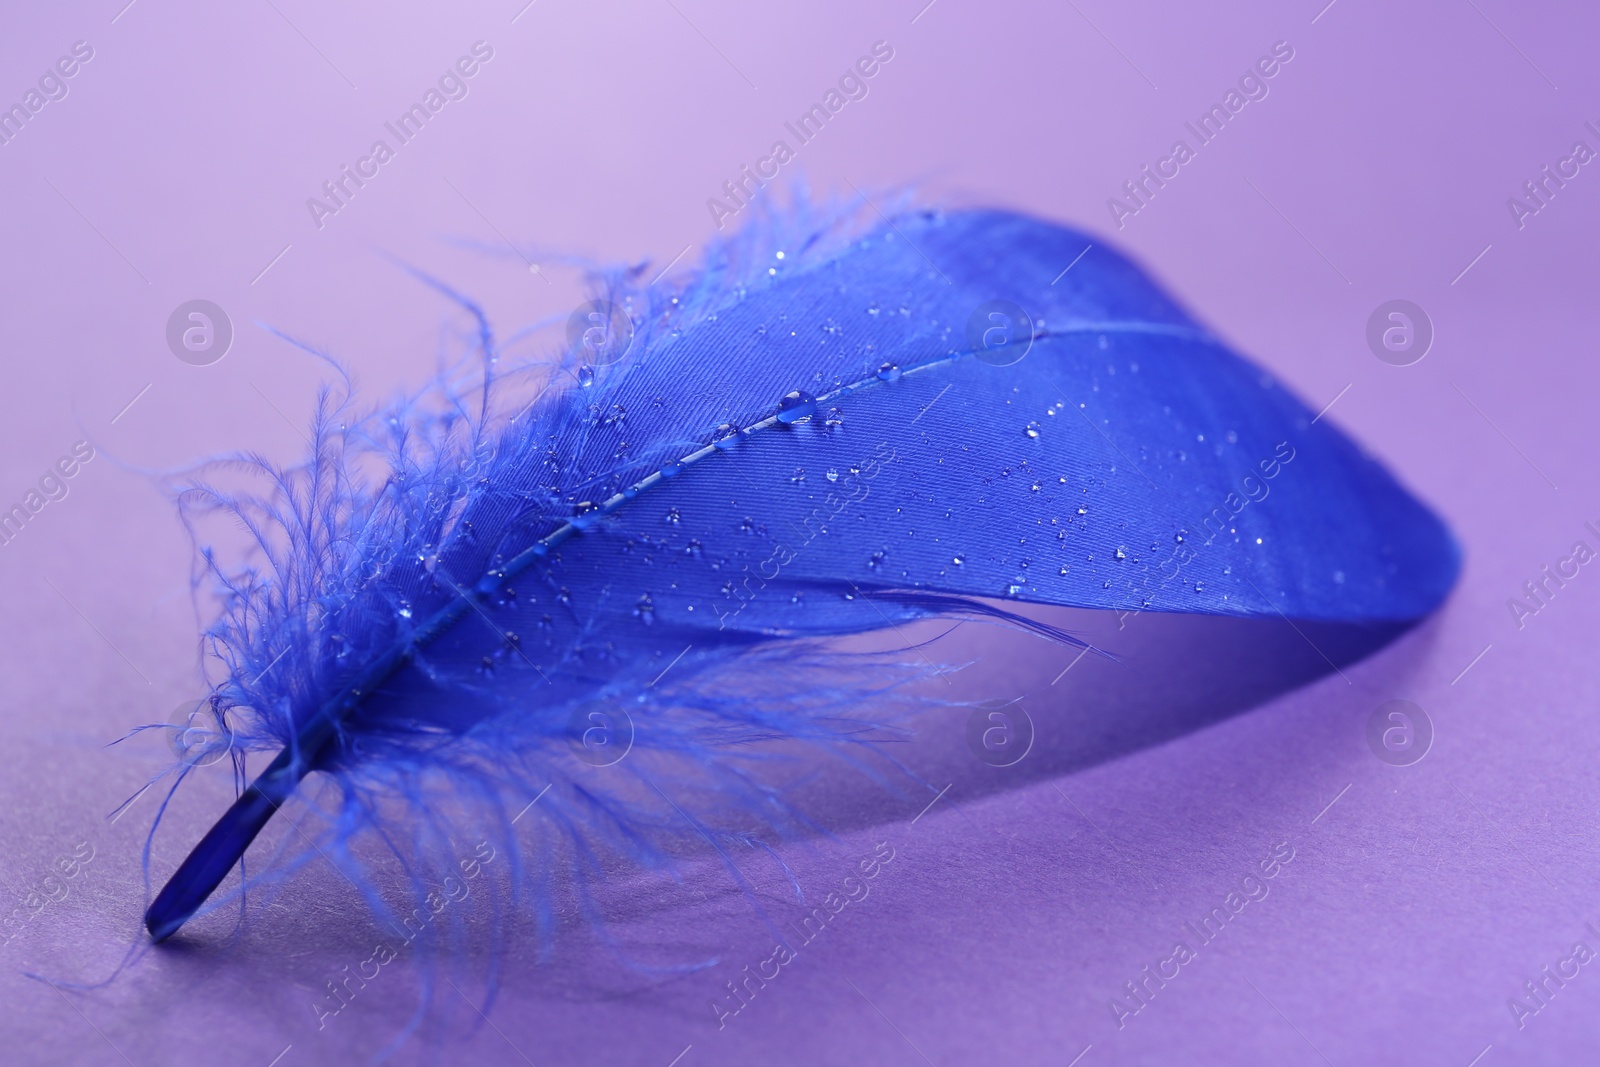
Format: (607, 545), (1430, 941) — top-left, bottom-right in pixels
(144, 196), (1457, 942)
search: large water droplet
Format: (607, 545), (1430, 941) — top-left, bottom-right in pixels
(877, 362), (902, 382)
(577, 365), (595, 387)
(776, 390), (817, 424)
(1025, 421), (1041, 438)
(713, 423), (743, 450)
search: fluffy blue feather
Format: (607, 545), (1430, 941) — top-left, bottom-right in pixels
(144, 195), (1457, 944)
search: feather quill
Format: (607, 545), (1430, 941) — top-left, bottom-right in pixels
(144, 196), (1457, 942)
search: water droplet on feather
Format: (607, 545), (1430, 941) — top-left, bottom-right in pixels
(776, 390), (817, 424)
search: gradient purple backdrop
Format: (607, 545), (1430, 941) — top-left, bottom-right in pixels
(2, 0), (1598, 1064)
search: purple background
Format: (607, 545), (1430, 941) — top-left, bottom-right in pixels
(3, 0), (1598, 1063)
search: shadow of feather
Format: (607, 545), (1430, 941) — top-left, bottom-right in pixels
(769, 603), (1429, 838)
